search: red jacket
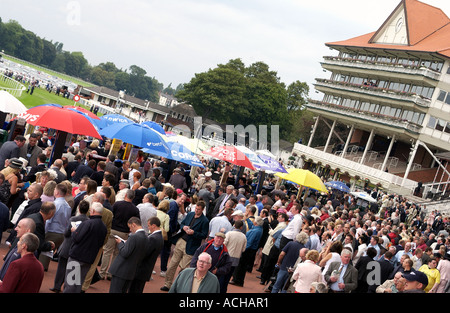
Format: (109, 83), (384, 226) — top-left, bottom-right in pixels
(0, 253), (44, 293)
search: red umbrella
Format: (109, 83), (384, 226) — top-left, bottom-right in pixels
(64, 105), (101, 120)
(16, 105), (102, 139)
(202, 145), (256, 170)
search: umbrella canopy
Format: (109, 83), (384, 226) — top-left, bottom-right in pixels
(141, 121), (166, 135)
(166, 135), (209, 154)
(64, 105), (101, 120)
(325, 180), (351, 193)
(16, 105), (102, 138)
(97, 114), (132, 129)
(257, 154), (288, 173)
(99, 122), (170, 155)
(256, 149), (277, 160)
(235, 145), (268, 172)
(143, 141), (204, 168)
(0, 90), (27, 115)
(202, 145), (256, 170)
(275, 168), (328, 193)
(351, 191), (377, 203)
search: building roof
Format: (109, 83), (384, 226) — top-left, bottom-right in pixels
(326, 0), (450, 59)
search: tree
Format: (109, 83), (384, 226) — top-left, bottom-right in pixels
(41, 39), (56, 67)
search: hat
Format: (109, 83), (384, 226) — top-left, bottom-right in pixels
(119, 179), (130, 186)
(18, 157), (28, 168)
(9, 158), (23, 169)
(205, 171), (212, 177)
(402, 271), (428, 286)
(215, 232), (226, 239)
(231, 210), (244, 217)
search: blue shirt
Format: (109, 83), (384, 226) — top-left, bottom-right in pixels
(246, 226), (263, 250)
(330, 263), (348, 291)
(45, 197), (71, 234)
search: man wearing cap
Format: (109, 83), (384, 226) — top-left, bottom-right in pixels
(190, 232), (232, 293)
(401, 271), (428, 293)
(0, 136), (26, 171)
(168, 168), (187, 191)
(196, 171), (216, 192)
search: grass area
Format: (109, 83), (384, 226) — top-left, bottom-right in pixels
(17, 85), (76, 108)
(3, 55), (95, 88)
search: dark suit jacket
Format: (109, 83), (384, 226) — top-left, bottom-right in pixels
(324, 261), (358, 293)
(0, 140), (20, 170)
(23, 163), (47, 183)
(134, 230), (164, 282)
(172, 212), (209, 255)
(0, 253), (44, 293)
(211, 193), (237, 218)
(108, 229), (148, 280)
(28, 212), (52, 256)
(368, 258), (395, 293)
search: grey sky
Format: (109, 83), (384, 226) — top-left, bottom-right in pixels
(3, 0), (450, 97)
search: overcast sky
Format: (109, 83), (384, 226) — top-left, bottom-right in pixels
(3, 0), (450, 99)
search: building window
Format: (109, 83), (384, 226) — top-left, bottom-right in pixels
(427, 116), (437, 129)
(436, 119), (446, 131)
(437, 90), (446, 102)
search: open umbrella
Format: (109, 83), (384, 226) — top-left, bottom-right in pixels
(16, 105), (102, 139)
(0, 90), (27, 115)
(166, 135), (209, 154)
(64, 105), (101, 120)
(202, 145), (256, 170)
(351, 191), (377, 203)
(97, 114), (132, 129)
(325, 180), (351, 193)
(143, 141), (204, 168)
(141, 121), (166, 135)
(275, 168), (328, 193)
(235, 145), (268, 171)
(257, 154), (288, 173)
(99, 122), (170, 156)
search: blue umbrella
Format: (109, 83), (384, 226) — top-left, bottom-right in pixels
(141, 121), (166, 135)
(143, 141), (205, 168)
(99, 122), (170, 155)
(97, 114), (132, 129)
(258, 154), (288, 173)
(325, 181), (351, 192)
(351, 191), (377, 203)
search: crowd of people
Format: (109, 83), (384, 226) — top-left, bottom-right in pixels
(0, 127), (448, 294)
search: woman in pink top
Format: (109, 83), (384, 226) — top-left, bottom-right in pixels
(292, 250), (324, 293)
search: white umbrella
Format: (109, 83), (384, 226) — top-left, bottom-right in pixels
(0, 90), (27, 115)
(351, 191), (377, 203)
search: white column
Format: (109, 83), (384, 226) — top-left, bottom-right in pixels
(341, 124), (354, 158)
(381, 135), (396, 171)
(307, 116), (320, 147)
(323, 120), (336, 152)
(402, 139), (420, 187)
(360, 129), (375, 164)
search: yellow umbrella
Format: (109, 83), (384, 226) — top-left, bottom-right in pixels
(275, 168), (328, 193)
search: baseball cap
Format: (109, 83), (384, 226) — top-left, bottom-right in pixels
(402, 271), (428, 286)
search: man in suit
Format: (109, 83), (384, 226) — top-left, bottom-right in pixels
(0, 232), (44, 293)
(28, 202), (56, 259)
(161, 200), (209, 291)
(63, 202), (107, 293)
(368, 251), (395, 293)
(23, 153), (47, 183)
(128, 216), (164, 293)
(0, 135), (26, 170)
(108, 217), (148, 293)
(72, 159), (96, 184)
(324, 248), (358, 293)
(211, 185), (236, 219)
(19, 133), (43, 168)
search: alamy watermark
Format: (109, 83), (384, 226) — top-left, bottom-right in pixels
(66, 1), (81, 26)
(171, 116), (280, 160)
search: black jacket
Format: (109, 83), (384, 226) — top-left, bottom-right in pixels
(69, 215), (107, 264)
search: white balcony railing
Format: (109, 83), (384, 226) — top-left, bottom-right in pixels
(292, 143), (418, 192)
(315, 79), (432, 108)
(322, 56), (442, 81)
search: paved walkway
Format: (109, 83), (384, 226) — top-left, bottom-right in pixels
(0, 232), (266, 294)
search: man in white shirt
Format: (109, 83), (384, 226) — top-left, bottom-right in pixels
(279, 204), (303, 250)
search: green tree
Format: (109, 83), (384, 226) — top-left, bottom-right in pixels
(41, 39), (56, 67)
